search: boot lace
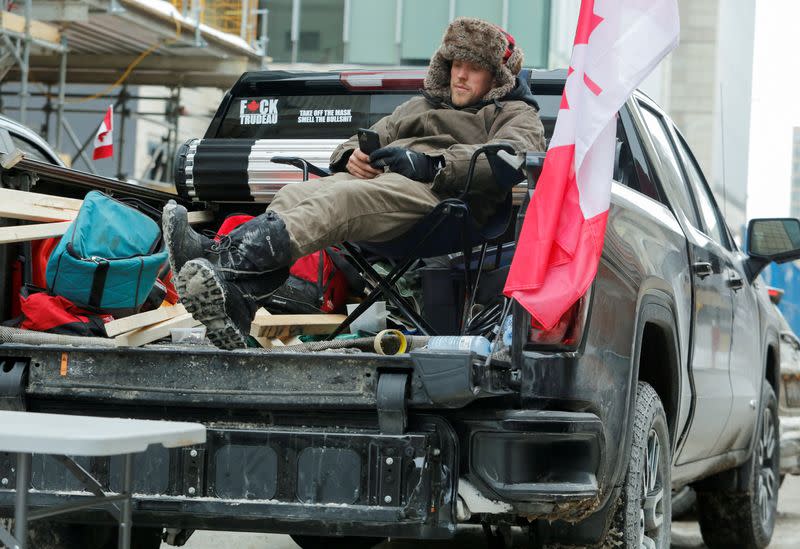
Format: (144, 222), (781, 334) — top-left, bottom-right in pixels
(208, 234), (232, 254)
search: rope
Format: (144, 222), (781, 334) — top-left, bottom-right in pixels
(0, 326), (115, 347)
(254, 335), (430, 354)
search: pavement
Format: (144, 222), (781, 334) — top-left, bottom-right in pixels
(170, 475), (800, 548)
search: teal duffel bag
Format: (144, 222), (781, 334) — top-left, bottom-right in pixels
(46, 191), (169, 315)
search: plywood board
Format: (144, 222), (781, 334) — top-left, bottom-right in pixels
(251, 312), (347, 339)
(0, 188), (210, 227)
(0, 11), (60, 43)
(114, 313), (200, 347)
(0, 188), (81, 222)
(0, 221), (71, 244)
(104, 304), (187, 338)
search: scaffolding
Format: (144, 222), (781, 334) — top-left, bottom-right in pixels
(0, 0), (268, 184)
(169, 0), (261, 46)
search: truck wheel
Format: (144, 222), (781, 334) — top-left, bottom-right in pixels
(604, 381), (671, 548)
(695, 382), (779, 549)
(290, 534), (384, 549)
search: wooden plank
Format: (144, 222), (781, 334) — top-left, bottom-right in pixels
(251, 312), (347, 339)
(187, 210), (214, 225)
(252, 335), (284, 349)
(114, 313), (200, 348)
(0, 188), (82, 222)
(104, 304), (187, 338)
(0, 221), (71, 244)
(0, 11), (60, 43)
(0, 189), (209, 226)
(250, 309), (286, 348)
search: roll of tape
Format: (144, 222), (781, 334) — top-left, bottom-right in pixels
(373, 329), (408, 355)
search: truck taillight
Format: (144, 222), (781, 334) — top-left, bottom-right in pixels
(340, 70), (426, 91)
(526, 291), (591, 350)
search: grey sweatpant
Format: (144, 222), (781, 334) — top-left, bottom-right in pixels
(267, 171), (441, 260)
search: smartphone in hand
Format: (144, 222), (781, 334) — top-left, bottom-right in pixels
(357, 128), (381, 154)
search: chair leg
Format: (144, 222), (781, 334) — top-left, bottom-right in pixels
(463, 243), (489, 333)
(350, 253), (437, 336)
(331, 243), (437, 338)
(327, 277), (385, 339)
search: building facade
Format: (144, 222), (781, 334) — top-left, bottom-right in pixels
(262, 0), (552, 68)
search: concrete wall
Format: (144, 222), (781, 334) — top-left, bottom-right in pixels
(711, 0), (754, 234)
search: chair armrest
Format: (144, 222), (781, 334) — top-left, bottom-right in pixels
(459, 143), (525, 200)
(271, 156), (332, 180)
(524, 152), (546, 190)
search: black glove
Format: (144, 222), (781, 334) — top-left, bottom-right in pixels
(369, 147), (443, 183)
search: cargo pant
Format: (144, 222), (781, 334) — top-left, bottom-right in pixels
(267, 171), (441, 260)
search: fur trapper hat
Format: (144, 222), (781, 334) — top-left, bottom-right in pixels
(424, 17), (524, 103)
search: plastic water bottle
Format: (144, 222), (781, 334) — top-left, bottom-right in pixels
(501, 315), (513, 347)
(490, 316), (513, 354)
(426, 335), (492, 357)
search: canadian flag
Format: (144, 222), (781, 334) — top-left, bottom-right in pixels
(504, 0), (679, 329)
(92, 105), (114, 160)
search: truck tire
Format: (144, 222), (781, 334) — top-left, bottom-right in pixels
(290, 534), (384, 549)
(604, 381), (671, 548)
(695, 382), (779, 549)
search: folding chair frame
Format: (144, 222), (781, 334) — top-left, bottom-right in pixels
(272, 143), (525, 338)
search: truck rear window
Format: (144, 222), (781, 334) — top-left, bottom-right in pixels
(217, 93), (417, 139)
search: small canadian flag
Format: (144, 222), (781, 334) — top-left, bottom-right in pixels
(92, 105), (113, 160)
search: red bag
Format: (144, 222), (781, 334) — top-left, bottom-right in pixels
(14, 287), (113, 337)
(272, 248), (355, 313)
(215, 214), (362, 314)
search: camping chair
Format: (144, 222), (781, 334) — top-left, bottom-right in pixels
(272, 143), (528, 338)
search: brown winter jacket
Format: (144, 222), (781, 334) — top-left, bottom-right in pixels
(329, 76), (546, 225)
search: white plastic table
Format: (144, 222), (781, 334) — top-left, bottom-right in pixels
(0, 411), (206, 549)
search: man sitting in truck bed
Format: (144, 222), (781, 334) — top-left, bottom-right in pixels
(163, 17), (546, 350)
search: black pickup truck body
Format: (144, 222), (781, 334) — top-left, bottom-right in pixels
(0, 68), (785, 547)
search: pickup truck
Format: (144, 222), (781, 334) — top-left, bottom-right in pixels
(0, 68), (797, 549)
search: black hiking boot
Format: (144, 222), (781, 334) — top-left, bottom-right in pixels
(162, 200), (215, 293)
(177, 258), (289, 350)
(174, 211), (293, 350)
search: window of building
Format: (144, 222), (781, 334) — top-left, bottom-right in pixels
(267, 0), (344, 63)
